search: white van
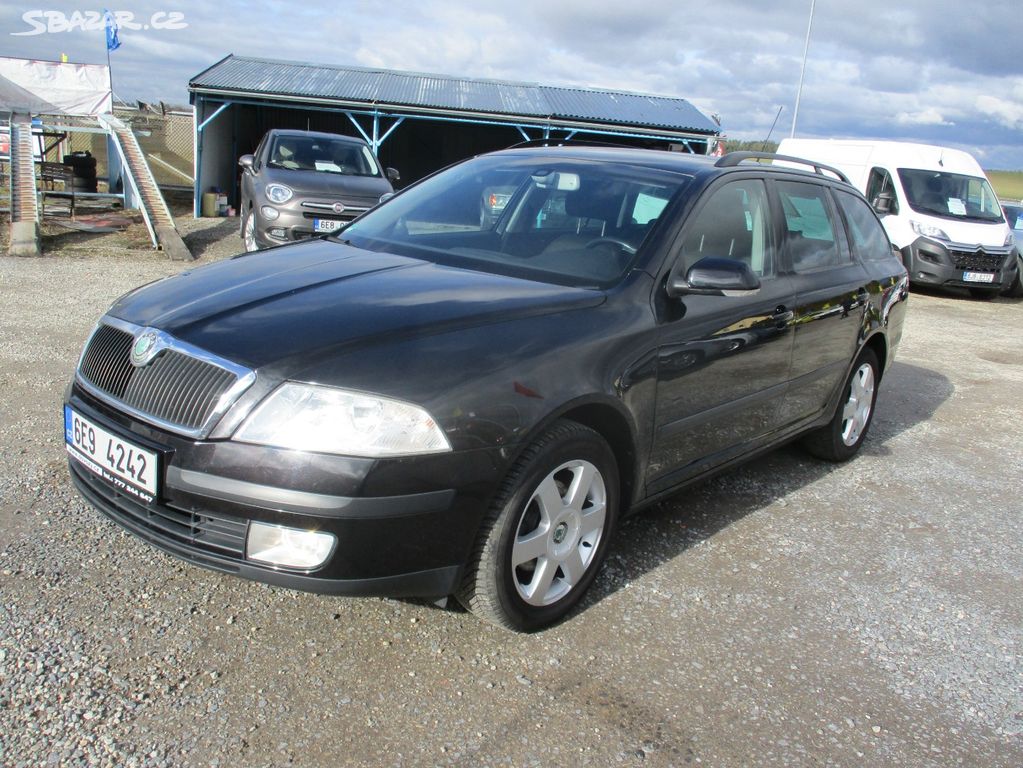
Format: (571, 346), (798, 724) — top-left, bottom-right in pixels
(776, 139), (1018, 298)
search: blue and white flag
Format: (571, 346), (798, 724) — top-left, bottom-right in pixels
(104, 10), (121, 51)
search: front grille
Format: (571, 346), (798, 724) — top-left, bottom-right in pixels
(950, 249), (1004, 272)
(302, 211), (362, 222)
(70, 458), (247, 562)
(77, 320), (254, 437)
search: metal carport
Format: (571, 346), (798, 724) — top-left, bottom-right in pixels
(188, 55), (722, 217)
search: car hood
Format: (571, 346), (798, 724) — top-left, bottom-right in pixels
(107, 240), (605, 373)
(260, 165), (392, 198)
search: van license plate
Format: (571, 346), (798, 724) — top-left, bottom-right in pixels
(963, 271), (995, 283)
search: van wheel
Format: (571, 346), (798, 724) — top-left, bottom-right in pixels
(1002, 267), (1023, 298)
(456, 420), (619, 632)
(802, 349), (879, 462)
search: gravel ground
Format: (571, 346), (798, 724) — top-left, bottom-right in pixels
(1, 219), (1021, 767)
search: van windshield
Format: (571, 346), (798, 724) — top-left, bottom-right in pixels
(897, 168), (1004, 223)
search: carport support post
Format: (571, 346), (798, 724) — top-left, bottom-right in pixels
(192, 99), (233, 218)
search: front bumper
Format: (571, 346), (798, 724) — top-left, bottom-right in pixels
(253, 199), (374, 248)
(65, 386), (505, 598)
(902, 236), (1017, 290)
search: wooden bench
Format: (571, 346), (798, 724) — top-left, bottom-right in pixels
(39, 162), (76, 218)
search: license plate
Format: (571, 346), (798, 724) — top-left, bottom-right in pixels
(65, 406), (158, 502)
(313, 218), (342, 233)
(963, 271), (995, 283)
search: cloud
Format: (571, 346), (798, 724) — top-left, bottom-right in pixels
(976, 95), (1023, 131)
(2, 0), (1021, 168)
(895, 108), (954, 127)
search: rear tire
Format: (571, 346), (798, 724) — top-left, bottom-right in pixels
(802, 348), (880, 462)
(457, 420), (619, 632)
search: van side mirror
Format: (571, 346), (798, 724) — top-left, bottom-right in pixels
(872, 191), (895, 215)
(386, 167), (400, 184)
(666, 257), (761, 297)
(238, 154), (255, 170)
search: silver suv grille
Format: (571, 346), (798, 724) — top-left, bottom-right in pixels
(76, 318), (255, 438)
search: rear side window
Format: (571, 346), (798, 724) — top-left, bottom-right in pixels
(835, 190), (891, 261)
(777, 181), (850, 272)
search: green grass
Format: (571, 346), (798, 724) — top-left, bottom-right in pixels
(986, 170), (1023, 202)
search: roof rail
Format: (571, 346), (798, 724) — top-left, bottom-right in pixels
(715, 151), (851, 184)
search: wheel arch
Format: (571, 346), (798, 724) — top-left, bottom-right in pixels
(509, 396), (641, 514)
(862, 331), (889, 381)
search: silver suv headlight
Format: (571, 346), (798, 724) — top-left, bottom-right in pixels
(265, 183), (293, 204)
(234, 383), (451, 457)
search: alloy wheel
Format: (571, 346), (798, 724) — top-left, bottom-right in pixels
(511, 459), (607, 606)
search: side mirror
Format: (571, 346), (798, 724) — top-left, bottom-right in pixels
(667, 257), (761, 297)
(238, 154), (255, 170)
(386, 167), (400, 184)
(872, 190), (894, 215)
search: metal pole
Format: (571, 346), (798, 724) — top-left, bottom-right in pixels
(790, 0), (816, 138)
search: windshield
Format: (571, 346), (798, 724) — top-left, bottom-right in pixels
(341, 154), (690, 288)
(897, 168), (1004, 223)
(267, 135), (381, 177)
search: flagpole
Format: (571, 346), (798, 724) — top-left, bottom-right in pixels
(790, 0), (816, 138)
(106, 43), (114, 109)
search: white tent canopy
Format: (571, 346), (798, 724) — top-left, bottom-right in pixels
(0, 56), (111, 116)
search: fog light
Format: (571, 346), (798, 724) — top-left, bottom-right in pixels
(268, 227), (287, 239)
(246, 522), (335, 569)
(260, 205), (280, 221)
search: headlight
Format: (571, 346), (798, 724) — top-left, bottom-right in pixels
(1005, 231), (1015, 247)
(234, 383), (451, 457)
(260, 205), (279, 221)
(265, 183), (293, 204)
(910, 220), (949, 241)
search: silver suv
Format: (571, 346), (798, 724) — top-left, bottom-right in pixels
(238, 129), (399, 251)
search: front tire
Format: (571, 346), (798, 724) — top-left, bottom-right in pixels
(242, 208), (259, 252)
(457, 420), (619, 632)
(1003, 263), (1023, 298)
(802, 348), (880, 462)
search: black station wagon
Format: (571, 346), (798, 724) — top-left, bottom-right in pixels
(65, 147), (908, 631)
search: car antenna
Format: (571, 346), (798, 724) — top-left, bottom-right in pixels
(761, 106), (784, 152)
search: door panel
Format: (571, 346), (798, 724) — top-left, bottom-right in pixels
(647, 179), (795, 492)
(774, 181), (871, 426)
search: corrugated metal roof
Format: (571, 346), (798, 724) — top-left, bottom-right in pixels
(189, 55), (718, 135)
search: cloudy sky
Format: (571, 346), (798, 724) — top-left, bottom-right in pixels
(5, 0), (1022, 168)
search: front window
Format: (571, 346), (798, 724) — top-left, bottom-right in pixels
(341, 154), (691, 288)
(897, 168), (1003, 223)
(268, 135), (381, 177)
